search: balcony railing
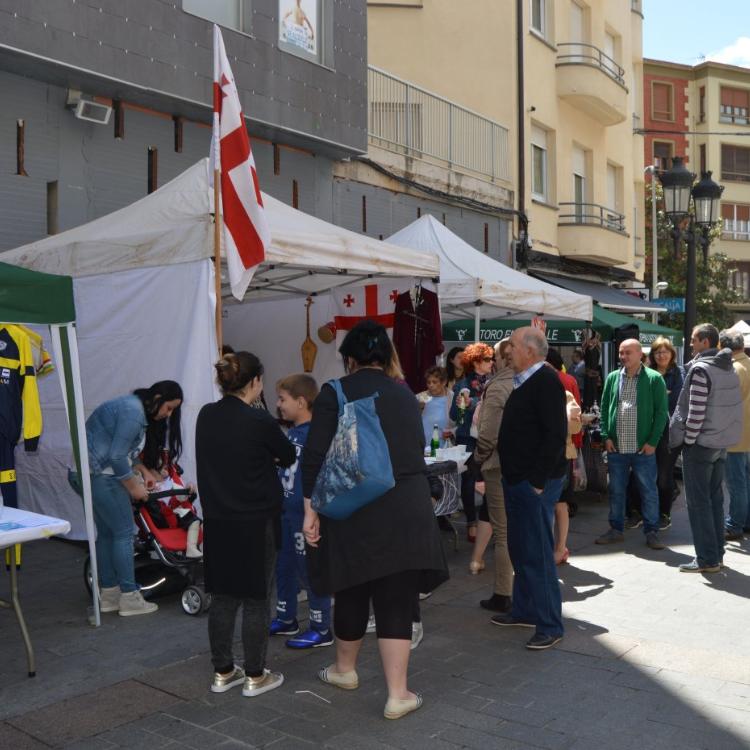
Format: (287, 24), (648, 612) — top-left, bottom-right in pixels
(556, 43), (626, 87)
(559, 202), (626, 233)
(631, 0), (643, 14)
(368, 66), (510, 182)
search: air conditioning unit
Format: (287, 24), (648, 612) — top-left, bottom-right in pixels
(74, 99), (112, 125)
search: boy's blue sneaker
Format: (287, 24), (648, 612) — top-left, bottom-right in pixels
(270, 618), (299, 636)
(286, 628), (334, 649)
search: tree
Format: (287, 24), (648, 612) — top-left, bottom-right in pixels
(644, 180), (741, 332)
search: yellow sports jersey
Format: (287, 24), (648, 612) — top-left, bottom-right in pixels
(0, 324), (42, 450)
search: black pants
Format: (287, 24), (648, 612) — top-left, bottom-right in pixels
(457, 439), (477, 524)
(334, 570), (419, 641)
(207, 521), (276, 677)
(0, 438), (18, 508)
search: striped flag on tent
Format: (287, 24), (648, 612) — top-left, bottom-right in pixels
(212, 24), (271, 300)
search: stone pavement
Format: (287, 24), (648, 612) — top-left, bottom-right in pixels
(1, 490), (749, 750)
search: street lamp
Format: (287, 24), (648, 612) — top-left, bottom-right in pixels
(657, 157), (724, 361)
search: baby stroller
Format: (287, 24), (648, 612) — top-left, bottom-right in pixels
(83, 486), (210, 616)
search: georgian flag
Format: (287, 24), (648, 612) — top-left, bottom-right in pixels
(212, 24), (270, 300)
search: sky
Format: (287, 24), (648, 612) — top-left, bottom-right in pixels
(643, 0), (750, 68)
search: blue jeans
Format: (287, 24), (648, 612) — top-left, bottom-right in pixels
(91, 474), (138, 592)
(503, 476), (564, 638)
(276, 510), (331, 630)
(725, 451), (750, 534)
(682, 444), (726, 567)
(607, 452), (659, 534)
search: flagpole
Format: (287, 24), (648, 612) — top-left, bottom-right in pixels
(213, 169), (223, 356)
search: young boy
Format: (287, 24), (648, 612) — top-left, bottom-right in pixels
(270, 374), (333, 649)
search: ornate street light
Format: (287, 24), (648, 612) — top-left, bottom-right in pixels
(657, 158), (724, 362)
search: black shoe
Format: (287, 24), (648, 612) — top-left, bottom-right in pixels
(659, 514), (672, 530)
(526, 633), (562, 650)
(725, 529), (744, 541)
(480, 594), (512, 613)
(624, 514), (643, 530)
(490, 612), (534, 628)
(645, 531), (665, 550)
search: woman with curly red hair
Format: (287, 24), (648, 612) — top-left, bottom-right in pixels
(449, 343), (495, 541)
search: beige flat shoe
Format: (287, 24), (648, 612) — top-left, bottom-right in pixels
(469, 560), (485, 575)
(384, 693), (423, 720)
(318, 665), (359, 690)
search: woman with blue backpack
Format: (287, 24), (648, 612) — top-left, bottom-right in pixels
(302, 320), (448, 721)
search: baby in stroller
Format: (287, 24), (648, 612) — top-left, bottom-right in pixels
(140, 460), (203, 559)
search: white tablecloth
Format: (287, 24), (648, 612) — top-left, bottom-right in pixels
(0, 507), (71, 548)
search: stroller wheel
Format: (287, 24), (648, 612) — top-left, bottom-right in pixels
(181, 585), (207, 616)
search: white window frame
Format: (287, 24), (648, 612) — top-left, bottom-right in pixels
(722, 203), (750, 241)
(530, 0), (546, 37)
(183, 0), (251, 34)
(531, 125), (548, 202)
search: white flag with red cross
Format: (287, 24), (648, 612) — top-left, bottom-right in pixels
(212, 24), (271, 300)
(331, 282), (411, 344)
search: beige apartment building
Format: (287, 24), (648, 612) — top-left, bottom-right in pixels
(646, 58), (750, 304)
(350, 0), (648, 296)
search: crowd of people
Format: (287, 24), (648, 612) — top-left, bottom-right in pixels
(74, 317), (750, 720)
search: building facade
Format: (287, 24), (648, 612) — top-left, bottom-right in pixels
(643, 58), (750, 303)
(0, 0), (367, 252)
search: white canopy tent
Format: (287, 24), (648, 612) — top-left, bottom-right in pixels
(387, 215), (593, 340)
(727, 320), (750, 348)
(2, 158), (439, 548)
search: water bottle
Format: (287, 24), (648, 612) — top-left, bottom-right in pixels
(430, 424), (440, 458)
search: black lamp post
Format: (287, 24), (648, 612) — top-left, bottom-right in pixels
(658, 157), (724, 361)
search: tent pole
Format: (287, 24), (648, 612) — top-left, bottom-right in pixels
(474, 302), (481, 342)
(213, 168), (223, 356)
(51, 324), (101, 627)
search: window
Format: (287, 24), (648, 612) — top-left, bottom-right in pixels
(572, 145), (587, 222)
(531, 125), (548, 201)
(653, 141), (674, 170)
(531, 0), (545, 36)
(569, 2), (586, 62)
(651, 82), (673, 121)
(722, 144), (750, 182)
(699, 86), (705, 123)
(720, 87), (750, 125)
(722, 203), (750, 240)
(183, 0), (250, 32)
(606, 162), (623, 230)
(279, 0), (323, 63)
(700, 144), (706, 174)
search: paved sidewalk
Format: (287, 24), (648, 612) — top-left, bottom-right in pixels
(1, 491), (749, 749)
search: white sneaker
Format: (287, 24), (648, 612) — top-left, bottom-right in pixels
(366, 614), (376, 634)
(100, 586), (121, 613)
(118, 590), (159, 617)
(242, 669), (284, 697)
(411, 622), (424, 650)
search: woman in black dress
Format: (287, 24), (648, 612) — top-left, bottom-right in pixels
(302, 321), (448, 720)
(196, 351), (296, 699)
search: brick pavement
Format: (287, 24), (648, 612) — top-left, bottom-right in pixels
(1, 491), (749, 749)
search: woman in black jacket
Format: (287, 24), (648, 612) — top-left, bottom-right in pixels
(302, 320), (448, 720)
(196, 351), (295, 699)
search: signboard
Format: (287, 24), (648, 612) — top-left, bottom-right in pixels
(279, 0), (318, 56)
(651, 297), (686, 313)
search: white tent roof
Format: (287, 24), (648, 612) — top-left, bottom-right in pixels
(2, 159), (439, 298)
(387, 215), (593, 321)
(727, 319), (750, 347)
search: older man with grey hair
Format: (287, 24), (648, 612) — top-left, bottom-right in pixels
(491, 327), (567, 650)
(720, 329), (750, 541)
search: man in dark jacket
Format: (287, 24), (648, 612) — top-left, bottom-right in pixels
(491, 327), (567, 651)
(670, 324), (742, 573)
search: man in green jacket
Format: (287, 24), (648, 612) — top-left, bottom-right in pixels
(595, 339), (669, 550)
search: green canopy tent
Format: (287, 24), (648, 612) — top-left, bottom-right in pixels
(0, 262), (102, 626)
(442, 304), (683, 347)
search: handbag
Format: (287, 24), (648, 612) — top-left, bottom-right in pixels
(310, 379), (395, 520)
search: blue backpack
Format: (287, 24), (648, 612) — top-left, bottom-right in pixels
(310, 379), (395, 520)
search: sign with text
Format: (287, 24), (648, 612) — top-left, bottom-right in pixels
(651, 297), (685, 313)
(279, 0), (318, 56)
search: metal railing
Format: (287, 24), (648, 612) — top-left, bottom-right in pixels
(559, 202), (626, 233)
(556, 42), (626, 87)
(631, 0), (643, 14)
(367, 66), (510, 182)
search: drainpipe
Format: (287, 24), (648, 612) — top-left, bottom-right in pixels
(515, 0), (528, 269)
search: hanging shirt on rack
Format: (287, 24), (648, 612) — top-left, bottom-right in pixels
(393, 287), (444, 393)
(0, 324), (42, 509)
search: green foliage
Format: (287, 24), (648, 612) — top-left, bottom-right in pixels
(644, 180), (741, 332)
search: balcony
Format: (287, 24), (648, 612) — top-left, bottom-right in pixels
(556, 43), (628, 126)
(368, 66), (510, 183)
(557, 202), (629, 265)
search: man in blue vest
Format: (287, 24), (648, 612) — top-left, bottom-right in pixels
(670, 324), (742, 573)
